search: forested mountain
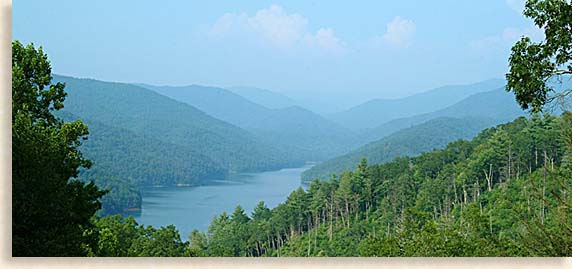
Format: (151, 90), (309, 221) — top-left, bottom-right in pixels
(175, 113), (570, 257)
(329, 79), (505, 130)
(301, 117), (500, 182)
(51, 75), (306, 215)
(55, 75), (302, 173)
(140, 84), (357, 160)
(361, 88), (526, 143)
(58, 111), (226, 185)
(56, 111), (228, 215)
(139, 84), (268, 127)
(226, 86), (300, 109)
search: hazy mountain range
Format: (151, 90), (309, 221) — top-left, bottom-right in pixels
(138, 84), (358, 161)
(329, 78), (506, 130)
(52, 74), (537, 213)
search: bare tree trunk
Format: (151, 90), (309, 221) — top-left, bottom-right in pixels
(489, 213), (493, 235)
(542, 151), (547, 225)
(329, 200), (333, 241)
(453, 176), (458, 203)
(307, 220), (312, 257)
(508, 143), (512, 182)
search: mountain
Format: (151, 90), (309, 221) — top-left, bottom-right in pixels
(329, 79), (505, 130)
(226, 86), (300, 109)
(138, 84), (268, 127)
(57, 112), (226, 186)
(55, 75), (303, 174)
(301, 117), (501, 182)
(140, 84), (357, 161)
(361, 88), (526, 143)
(57, 111), (228, 215)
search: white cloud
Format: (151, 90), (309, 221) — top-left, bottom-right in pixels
(506, 0), (526, 14)
(209, 13), (249, 38)
(246, 5), (307, 48)
(304, 28), (345, 52)
(382, 16), (416, 48)
(206, 5), (344, 51)
(471, 26), (544, 50)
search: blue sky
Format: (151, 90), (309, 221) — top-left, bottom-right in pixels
(13, 0), (542, 104)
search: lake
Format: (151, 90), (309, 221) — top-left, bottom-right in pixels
(132, 165), (312, 240)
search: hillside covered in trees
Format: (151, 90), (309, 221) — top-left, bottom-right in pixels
(56, 75), (304, 174)
(89, 112), (572, 256)
(301, 117), (501, 182)
(139, 83), (358, 161)
(12, 0), (572, 258)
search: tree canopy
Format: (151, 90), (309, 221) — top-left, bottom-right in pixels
(506, 0), (572, 112)
(12, 41), (106, 256)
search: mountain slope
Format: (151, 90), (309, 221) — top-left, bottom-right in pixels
(361, 88), (526, 143)
(57, 111), (228, 215)
(330, 79), (505, 130)
(140, 84), (357, 160)
(139, 84), (268, 127)
(57, 112), (226, 186)
(55, 75), (303, 174)
(226, 86), (300, 109)
(301, 117), (500, 182)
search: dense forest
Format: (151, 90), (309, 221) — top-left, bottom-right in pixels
(55, 75), (304, 174)
(139, 83), (358, 161)
(301, 117), (502, 182)
(51, 75), (307, 215)
(360, 89), (527, 143)
(85, 112), (572, 256)
(187, 113), (572, 256)
(11, 0), (572, 257)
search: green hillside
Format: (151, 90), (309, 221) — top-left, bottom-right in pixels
(140, 84), (357, 161)
(361, 88), (525, 143)
(182, 113), (571, 257)
(330, 79), (505, 130)
(301, 117), (500, 182)
(56, 75), (303, 173)
(56, 111), (228, 215)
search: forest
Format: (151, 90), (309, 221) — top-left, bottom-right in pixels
(85, 113), (572, 256)
(11, 0), (572, 257)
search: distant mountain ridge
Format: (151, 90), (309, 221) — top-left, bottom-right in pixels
(302, 86), (529, 182)
(55, 75), (303, 176)
(361, 88), (526, 143)
(329, 79), (506, 130)
(139, 83), (358, 161)
(226, 86), (300, 109)
(301, 117), (502, 182)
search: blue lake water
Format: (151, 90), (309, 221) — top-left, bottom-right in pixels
(132, 165), (312, 240)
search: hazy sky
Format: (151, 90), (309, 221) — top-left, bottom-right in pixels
(13, 0), (542, 103)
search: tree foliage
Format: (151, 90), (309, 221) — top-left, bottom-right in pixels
(506, 0), (572, 112)
(12, 41), (106, 256)
(180, 114), (570, 257)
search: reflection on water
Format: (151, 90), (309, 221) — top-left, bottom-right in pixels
(131, 165), (312, 239)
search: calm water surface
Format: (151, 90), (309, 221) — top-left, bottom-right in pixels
(132, 165), (311, 239)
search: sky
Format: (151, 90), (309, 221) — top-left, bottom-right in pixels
(13, 0), (543, 109)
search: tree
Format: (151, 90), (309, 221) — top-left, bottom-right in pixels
(128, 225), (188, 257)
(504, 1), (572, 255)
(188, 229), (208, 257)
(12, 41), (106, 256)
(506, 0), (572, 112)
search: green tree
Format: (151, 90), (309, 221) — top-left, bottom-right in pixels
(128, 225), (188, 257)
(506, 0), (572, 112)
(12, 41), (106, 256)
(90, 215), (140, 257)
(188, 229), (208, 257)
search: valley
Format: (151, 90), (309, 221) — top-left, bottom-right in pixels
(11, 1), (572, 258)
